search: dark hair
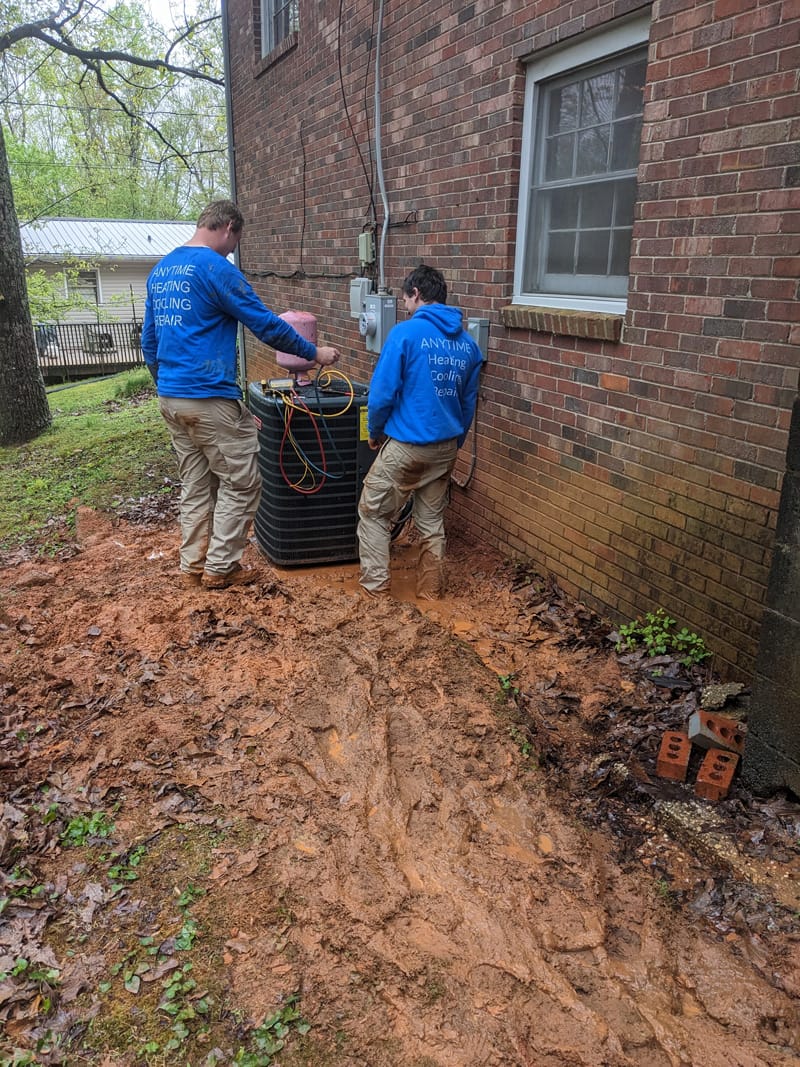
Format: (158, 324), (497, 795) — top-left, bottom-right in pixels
(402, 264), (447, 304)
(197, 200), (244, 233)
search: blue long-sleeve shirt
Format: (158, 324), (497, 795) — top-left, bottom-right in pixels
(141, 245), (316, 398)
(368, 303), (483, 447)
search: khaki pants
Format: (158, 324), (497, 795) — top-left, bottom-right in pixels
(357, 437), (458, 596)
(159, 396), (261, 577)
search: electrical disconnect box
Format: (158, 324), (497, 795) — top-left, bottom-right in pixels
(466, 317), (490, 361)
(350, 277), (371, 318)
(359, 293), (396, 354)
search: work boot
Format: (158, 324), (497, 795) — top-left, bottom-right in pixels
(416, 551), (445, 600)
(359, 583), (392, 601)
(201, 563), (257, 590)
(181, 571), (204, 588)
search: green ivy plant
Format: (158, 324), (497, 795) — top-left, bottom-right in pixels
(59, 811), (114, 848)
(233, 993), (311, 1066)
(616, 609), (711, 666)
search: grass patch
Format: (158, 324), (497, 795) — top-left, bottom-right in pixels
(0, 372), (175, 551)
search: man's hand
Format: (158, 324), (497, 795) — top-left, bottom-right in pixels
(368, 435), (385, 450)
(315, 346), (340, 366)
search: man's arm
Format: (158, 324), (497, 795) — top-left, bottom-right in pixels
(140, 293), (158, 385)
(217, 265), (339, 365)
(366, 331), (403, 442)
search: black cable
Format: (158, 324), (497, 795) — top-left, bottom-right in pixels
(336, 0), (375, 226)
(243, 268), (355, 281)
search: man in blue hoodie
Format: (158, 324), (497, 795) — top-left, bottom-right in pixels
(358, 265), (483, 599)
(142, 200), (340, 589)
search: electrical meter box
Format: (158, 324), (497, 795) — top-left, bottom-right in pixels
(466, 317), (490, 361)
(359, 293), (396, 354)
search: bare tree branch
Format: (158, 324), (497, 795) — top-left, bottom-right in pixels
(86, 58), (195, 172)
(0, 16), (223, 86)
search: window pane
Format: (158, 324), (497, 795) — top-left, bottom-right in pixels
(548, 82), (579, 134)
(577, 230), (611, 274)
(611, 116), (643, 170)
(611, 227), (634, 275)
(522, 36), (647, 302)
(547, 231), (576, 274)
(613, 177), (638, 226)
(582, 183), (614, 228)
(551, 187), (580, 229)
(576, 128), (609, 176)
(580, 72), (615, 125)
(545, 133), (575, 180)
(262, 0), (298, 54)
(617, 58), (647, 117)
(68, 270), (97, 301)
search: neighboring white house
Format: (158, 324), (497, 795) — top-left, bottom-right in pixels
(20, 217), (195, 324)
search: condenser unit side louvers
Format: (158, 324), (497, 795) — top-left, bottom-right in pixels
(248, 380), (373, 566)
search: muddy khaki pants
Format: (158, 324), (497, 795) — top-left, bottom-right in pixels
(159, 396), (261, 577)
(357, 437), (458, 596)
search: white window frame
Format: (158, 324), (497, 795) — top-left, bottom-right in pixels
(513, 14), (650, 315)
(260, 0), (299, 57)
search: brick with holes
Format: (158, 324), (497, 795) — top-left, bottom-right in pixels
(688, 710), (745, 755)
(656, 731), (692, 782)
(695, 748), (740, 802)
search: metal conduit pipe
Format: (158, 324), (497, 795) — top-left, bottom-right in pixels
(374, 0), (390, 292)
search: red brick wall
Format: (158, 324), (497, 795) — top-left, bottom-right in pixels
(226, 0), (799, 676)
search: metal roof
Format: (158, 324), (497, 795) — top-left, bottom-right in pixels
(20, 217), (196, 261)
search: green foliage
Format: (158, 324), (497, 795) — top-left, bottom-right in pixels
(175, 917), (199, 951)
(107, 844), (147, 892)
(3, 0), (228, 223)
(497, 672), (520, 700)
(24, 259), (102, 323)
(60, 810), (115, 848)
(616, 609), (711, 666)
(0, 373), (174, 550)
(176, 883), (207, 909)
(154, 962), (211, 1054)
(509, 724), (533, 758)
(234, 994), (311, 1066)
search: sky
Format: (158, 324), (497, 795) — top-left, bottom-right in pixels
(142, 0), (217, 30)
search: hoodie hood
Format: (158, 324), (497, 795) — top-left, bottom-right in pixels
(413, 302), (464, 338)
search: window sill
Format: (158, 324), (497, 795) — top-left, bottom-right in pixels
(254, 31), (298, 77)
(500, 304), (623, 342)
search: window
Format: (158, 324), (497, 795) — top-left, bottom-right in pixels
(66, 269), (99, 306)
(260, 0), (299, 57)
(514, 17), (649, 314)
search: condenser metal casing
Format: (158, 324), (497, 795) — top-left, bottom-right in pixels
(248, 380), (373, 566)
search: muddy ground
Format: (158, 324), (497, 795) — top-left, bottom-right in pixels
(1, 501), (798, 1066)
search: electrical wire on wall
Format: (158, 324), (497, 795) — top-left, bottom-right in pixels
(243, 118), (353, 284)
(337, 0), (377, 235)
(242, 2), (396, 288)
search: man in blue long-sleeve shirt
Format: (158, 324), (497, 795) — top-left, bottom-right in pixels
(142, 200), (339, 589)
(357, 265), (483, 599)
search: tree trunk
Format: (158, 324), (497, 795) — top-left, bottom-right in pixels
(0, 123), (51, 445)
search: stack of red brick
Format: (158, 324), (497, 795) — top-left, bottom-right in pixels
(656, 711), (746, 801)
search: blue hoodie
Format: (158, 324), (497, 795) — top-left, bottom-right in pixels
(368, 303), (483, 447)
(141, 245), (316, 399)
